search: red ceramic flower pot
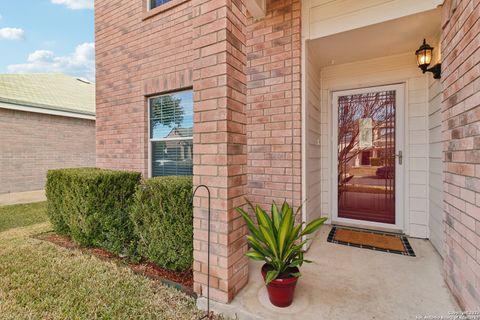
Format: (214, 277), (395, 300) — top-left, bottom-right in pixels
(261, 264), (299, 308)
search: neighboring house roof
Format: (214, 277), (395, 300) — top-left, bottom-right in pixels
(166, 127), (193, 138)
(0, 73), (95, 120)
(174, 127), (193, 137)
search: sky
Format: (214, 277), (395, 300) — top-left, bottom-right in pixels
(0, 0), (94, 81)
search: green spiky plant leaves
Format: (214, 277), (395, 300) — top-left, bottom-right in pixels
(237, 199), (327, 285)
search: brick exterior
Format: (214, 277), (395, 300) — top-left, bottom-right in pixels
(246, 0), (302, 210)
(441, 0), (480, 310)
(96, 0), (480, 307)
(191, 0), (249, 303)
(96, 0), (300, 302)
(95, 0), (193, 175)
(0, 108), (95, 194)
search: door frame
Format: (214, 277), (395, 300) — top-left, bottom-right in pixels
(331, 84), (405, 231)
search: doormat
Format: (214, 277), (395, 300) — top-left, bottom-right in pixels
(327, 226), (415, 256)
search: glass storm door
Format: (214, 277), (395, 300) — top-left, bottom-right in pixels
(335, 88), (400, 225)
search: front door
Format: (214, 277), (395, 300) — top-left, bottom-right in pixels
(332, 84), (404, 226)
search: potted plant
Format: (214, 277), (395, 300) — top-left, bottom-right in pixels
(237, 199), (327, 307)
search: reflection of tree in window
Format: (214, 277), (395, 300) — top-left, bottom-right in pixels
(344, 132), (353, 142)
(149, 90), (193, 177)
(150, 95), (184, 134)
(379, 127), (394, 138)
(337, 91), (395, 194)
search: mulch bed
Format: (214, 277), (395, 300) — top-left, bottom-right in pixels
(130, 262), (193, 289)
(37, 233), (194, 296)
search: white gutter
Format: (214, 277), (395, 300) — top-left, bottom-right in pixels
(0, 101), (95, 120)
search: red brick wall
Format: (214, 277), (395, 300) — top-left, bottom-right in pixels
(95, 0), (193, 176)
(245, 0), (302, 210)
(0, 108), (95, 194)
(96, 0), (302, 302)
(192, 0), (249, 303)
(96, 0), (250, 303)
(96, 0), (302, 205)
(441, 0), (480, 309)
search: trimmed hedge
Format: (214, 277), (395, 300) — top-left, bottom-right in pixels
(370, 157), (384, 166)
(131, 176), (193, 271)
(46, 168), (141, 256)
(46, 169), (194, 272)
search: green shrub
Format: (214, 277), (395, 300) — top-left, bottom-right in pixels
(370, 157), (384, 166)
(46, 168), (141, 255)
(131, 176), (193, 271)
(46, 169), (194, 272)
(46, 169), (71, 235)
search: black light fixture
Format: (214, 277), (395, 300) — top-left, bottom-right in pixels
(415, 39), (441, 79)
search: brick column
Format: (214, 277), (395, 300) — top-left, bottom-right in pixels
(245, 0), (302, 210)
(192, 0), (249, 303)
(441, 0), (480, 310)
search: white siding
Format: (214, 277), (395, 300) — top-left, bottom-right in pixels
(428, 76), (444, 256)
(305, 46), (323, 225)
(318, 53), (430, 238)
(305, 0), (443, 40)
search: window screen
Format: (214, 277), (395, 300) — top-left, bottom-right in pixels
(149, 90), (193, 176)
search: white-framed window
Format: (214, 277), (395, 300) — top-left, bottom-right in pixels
(149, 90), (193, 177)
(148, 0), (172, 10)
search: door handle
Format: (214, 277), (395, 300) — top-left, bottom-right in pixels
(395, 151), (402, 165)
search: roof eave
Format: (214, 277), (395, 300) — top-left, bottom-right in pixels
(0, 101), (96, 120)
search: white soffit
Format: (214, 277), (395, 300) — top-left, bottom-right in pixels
(308, 8), (442, 68)
(308, 0), (444, 40)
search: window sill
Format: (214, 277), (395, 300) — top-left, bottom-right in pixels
(142, 0), (190, 21)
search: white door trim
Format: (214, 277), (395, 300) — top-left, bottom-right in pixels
(331, 84), (405, 231)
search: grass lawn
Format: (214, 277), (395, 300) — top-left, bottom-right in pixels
(0, 202), (48, 232)
(0, 202), (210, 320)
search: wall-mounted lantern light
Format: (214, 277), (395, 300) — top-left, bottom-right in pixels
(415, 39), (441, 79)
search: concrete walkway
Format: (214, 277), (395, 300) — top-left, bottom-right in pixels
(199, 226), (459, 320)
(0, 190), (46, 206)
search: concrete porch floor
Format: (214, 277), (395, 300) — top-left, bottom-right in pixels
(199, 225), (460, 320)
